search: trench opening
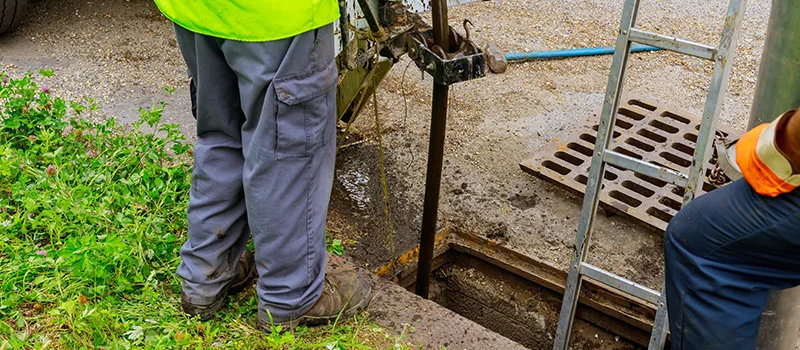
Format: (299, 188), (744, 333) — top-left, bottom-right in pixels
(386, 231), (660, 349)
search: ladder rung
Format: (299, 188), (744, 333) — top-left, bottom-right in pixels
(628, 28), (717, 61)
(604, 150), (689, 187)
(580, 262), (661, 304)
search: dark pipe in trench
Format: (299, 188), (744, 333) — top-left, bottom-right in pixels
(415, 0), (450, 299)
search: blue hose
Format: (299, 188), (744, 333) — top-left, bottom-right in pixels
(505, 44), (660, 62)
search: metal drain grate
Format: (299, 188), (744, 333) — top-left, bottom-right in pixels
(520, 94), (739, 232)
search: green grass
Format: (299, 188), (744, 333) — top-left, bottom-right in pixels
(0, 71), (413, 349)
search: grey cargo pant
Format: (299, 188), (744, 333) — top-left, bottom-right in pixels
(173, 23), (337, 321)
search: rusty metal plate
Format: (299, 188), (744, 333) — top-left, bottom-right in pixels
(520, 94), (739, 232)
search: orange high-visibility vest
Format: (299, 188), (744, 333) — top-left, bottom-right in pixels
(736, 110), (800, 197)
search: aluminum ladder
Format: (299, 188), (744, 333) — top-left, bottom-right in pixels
(552, 0), (747, 349)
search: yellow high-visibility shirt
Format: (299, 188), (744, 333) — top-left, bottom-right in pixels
(153, 0), (340, 42)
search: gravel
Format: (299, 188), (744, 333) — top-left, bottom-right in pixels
(0, 0), (774, 290)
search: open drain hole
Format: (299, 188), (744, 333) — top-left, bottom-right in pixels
(622, 180), (655, 197)
(659, 196), (683, 211)
(615, 119), (634, 129)
(651, 160), (677, 171)
(625, 137), (655, 152)
(568, 142), (594, 157)
(694, 124), (730, 137)
(542, 160), (570, 175)
(575, 172), (616, 184)
(635, 172), (667, 187)
(613, 146), (643, 160)
(391, 234), (655, 350)
(649, 120), (679, 134)
(671, 142), (694, 156)
(673, 182), (717, 196)
(660, 152), (692, 167)
(618, 107), (646, 120)
(647, 206), (674, 223)
(684, 133), (698, 143)
(609, 190), (642, 207)
(592, 124), (621, 138)
(555, 151), (584, 166)
(579, 133), (597, 144)
(661, 111), (691, 124)
(637, 129), (667, 143)
(629, 99), (657, 111)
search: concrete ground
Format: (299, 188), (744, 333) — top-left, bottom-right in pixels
(0, 0), (784, 348)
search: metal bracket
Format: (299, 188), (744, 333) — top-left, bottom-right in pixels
(408, 28), (486, 85)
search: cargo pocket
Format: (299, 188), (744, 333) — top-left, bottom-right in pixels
(273, 61), (337, 159)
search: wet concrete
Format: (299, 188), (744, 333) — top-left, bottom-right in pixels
(328, 143), (424, 270)
(328, 254), (527, 349)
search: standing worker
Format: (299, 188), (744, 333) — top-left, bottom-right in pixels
(664, 108), (800, 349)
(152, 0), (373, 330)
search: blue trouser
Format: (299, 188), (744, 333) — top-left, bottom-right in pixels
(172, 24), (337, 321)
(665, 179), (800, 349)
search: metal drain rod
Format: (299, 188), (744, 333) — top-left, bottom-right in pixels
(415, 0), (450, 299)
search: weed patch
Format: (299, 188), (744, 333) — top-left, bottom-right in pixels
(0, 71), (411, 349)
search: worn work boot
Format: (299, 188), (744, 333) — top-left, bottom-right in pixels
(256, 270), (373, 332)
(181, 249), (257, 321)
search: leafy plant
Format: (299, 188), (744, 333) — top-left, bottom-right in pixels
(0, 71), (411, 349)
(326, 233), (346, 257)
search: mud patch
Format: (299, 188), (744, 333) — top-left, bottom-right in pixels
(328, 143), (423, 270)
(509, 193), (539, 210)
(393, 243), (648, 350)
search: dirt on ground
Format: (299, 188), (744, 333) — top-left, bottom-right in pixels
(331, 0), (771, 292)
(0, 0), (776, 346)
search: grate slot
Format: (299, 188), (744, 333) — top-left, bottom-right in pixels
(542, 160), (570, 175)
(638, 129), (667, 143)
(671, 142), (694, 156)
(649, 120), (680, 134)
(613, 146), (644, 160)
(609, 190), (642, 207)
(693, 124), (731, 138)
(683, 133), (698, 143)
(593, 124), (622, 138)
(646, 206), (674, 223)
(661, 111), (691, 124)
(635, 172), (667, 188)
(659, 197), (682, 211)
(625, 138), (655, 152)
(555, 151), (584, 166)
(622, 180), (656, 197)
(575, 174), (607, 190)
(660, 152), (692, 167)
(568, 142), (594, 157)
(616, 119), (634, 129)
(580, 133), (597, 144)
(629, 99), (657, 111)
(619, 108), (646, 121)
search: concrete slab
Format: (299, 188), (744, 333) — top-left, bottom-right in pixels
(328, 254), (527, 350)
